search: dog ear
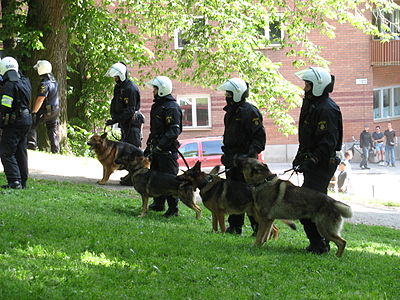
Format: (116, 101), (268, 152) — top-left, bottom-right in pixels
(101, 132), (108, 139)
(193, 161), (201, 171)
(210, 165), (220, 175)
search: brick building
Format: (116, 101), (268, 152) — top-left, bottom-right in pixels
(137, 13), (400, 162)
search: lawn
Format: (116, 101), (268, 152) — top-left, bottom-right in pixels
(0, 175), (399, 299)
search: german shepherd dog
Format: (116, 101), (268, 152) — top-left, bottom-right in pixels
(178, 161), (296, 237)
(87, 133), (139, 185)
(237, 157), (353, 257)
(119, 150), (202, 219)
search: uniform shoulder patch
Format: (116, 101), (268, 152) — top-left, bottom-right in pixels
(166, 115), (173, 124)
(318, 120), (327, 131)
(252, 117), (260, 126)
(40, 85), (47, 94)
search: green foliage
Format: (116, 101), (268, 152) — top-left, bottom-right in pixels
(2, 0), (400, 141)
(0, 175), (399, 299)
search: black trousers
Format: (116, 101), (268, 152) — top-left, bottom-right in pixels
(28, 110), (60, 153)
(121, 123), (141, 148)
(300, 161), (337, 245)
(226, 166), (258, 232)
(0, 124), (31, 185)
(150, 151), (179, 210)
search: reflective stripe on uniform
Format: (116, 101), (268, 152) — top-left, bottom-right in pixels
(1, 95), (13, 108)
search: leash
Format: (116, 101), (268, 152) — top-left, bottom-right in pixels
(103, 124), (121, 141)
(175, 147), (190, 169)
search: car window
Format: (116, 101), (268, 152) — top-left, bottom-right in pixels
(202, 140), (223, 156)
(180, 142), (199, 157)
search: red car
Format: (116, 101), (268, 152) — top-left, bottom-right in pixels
(177, 136), (263, 169)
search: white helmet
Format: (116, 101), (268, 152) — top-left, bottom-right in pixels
(295, 67), (332, 97)
(33, 60), (52, 75)
(146, 76), (172, 97)
(105, 62), (127, 81)
(0, 56), (19, 76)
(217, 78), (248, 102)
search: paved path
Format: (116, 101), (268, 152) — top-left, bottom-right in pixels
(1, 151), (399, 230)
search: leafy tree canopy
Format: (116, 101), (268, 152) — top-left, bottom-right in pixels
(1, 0), (399, 138)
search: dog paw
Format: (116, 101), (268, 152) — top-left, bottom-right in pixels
(97, 180), (106, 185)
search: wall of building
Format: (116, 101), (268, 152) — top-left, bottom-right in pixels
(136, 20), (400, 162)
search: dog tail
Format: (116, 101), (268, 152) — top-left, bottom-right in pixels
(282, 219), (297, 230)
(333, 201), (353, 219)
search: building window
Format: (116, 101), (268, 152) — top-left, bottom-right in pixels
(372, 9), (400, 39)
(373, 86), (400, 120)
(174, 17), (206, 49)
(177, 95), (211, 128)
(257, 16), (284, 46)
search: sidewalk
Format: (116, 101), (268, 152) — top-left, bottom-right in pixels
(1, 150), (399, 230)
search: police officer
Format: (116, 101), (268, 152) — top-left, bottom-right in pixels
(293, 67), (343, 254)
(27, 60), (60, 153)
(218, 78), (266, 235)
(144, 76), (183, 217)
(0, 57), (32, 189)
(105, 62), (143, 147)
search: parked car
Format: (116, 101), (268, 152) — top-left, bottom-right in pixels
(177, 136), (263, 169)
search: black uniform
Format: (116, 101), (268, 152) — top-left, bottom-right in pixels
(293, 93), (343, 251)
(222, 101), (266, 234)
(28, 74), (60, 153)
(145, 94), (182, 214)
(109, 79), (142, 147)
(0, 70), (32, 188)
(359, 130), (373, 169)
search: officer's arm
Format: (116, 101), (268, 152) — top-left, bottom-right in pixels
(0, 82), (15, 114)
(247, 110), (266, 155)
(32, 96), (46, 113)
(118, 88), (137, 123)
(157, 107), (181, 150)
(312, 109), (340, 162)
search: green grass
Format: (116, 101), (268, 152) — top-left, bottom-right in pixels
(0, 175), (399, 299)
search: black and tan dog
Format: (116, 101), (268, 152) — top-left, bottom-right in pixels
(87, 133), (140, 185)
(120, 151), (202, 219)
(179, 161), (296, 238)
(238, 157), (353, 257)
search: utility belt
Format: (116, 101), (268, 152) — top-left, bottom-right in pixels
(44, 105), (60, 116)
(1, 108), (30, 126)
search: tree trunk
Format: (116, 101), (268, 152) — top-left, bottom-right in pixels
(25, 0), (68, 152)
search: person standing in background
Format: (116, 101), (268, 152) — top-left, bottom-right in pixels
(372, 125), (385, 165)
(359, 124), (373, 169)
(384, 122), (397, 167)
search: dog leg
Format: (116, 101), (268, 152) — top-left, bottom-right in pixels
(254, 220), (275, 246)
(328, 235), (347, 257)
(217, 212), (226, 233)
(254, 221), (268, 246)
(212, 213), (218, 232)
(98, 167), (113, 185)
(190, 203), (202, 219)
(260, 220), (275, 245)
(269, 224), (279, 240)
(139, 196), (149, 217)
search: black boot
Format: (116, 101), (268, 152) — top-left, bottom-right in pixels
(305, 239), (330, 254)
(163, 197), (179, 217)
(1, 181), (22, 189)
(149, 198), (165, 212)
(163, 208), (179, 218)
(226, 226), (242, 235)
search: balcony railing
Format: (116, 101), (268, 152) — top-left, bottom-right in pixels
(371, 39), (400, 66)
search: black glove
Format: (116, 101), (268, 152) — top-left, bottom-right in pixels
(31, 113), (37, 126)
(143, 147), (151, 157)
(152, 146), (164, 154)
(105, 119), (116, 126)
(294, 158), (316, 173)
